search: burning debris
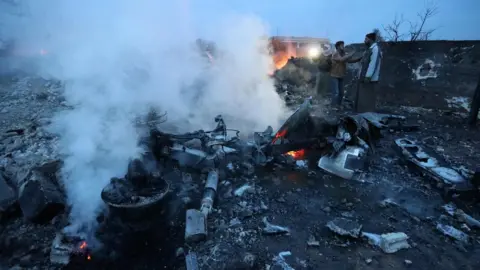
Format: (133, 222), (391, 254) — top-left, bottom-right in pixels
(50, 233), (92, 266)
(1, 71), (480, 269)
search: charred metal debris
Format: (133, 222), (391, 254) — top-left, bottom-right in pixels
(4, 97), (479, 268)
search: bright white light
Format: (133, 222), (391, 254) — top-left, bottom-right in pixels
(308, 47), (320, 58)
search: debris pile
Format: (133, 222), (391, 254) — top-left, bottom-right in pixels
(1, 65), (480, 269)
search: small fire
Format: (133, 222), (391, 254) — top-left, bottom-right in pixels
(286, 149), (305, 160)
(270, 39), (297, 70)
(272, 129), (287, 144)
(78, 241), (92, 261)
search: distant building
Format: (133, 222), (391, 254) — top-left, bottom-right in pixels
(270, 36), (332, 57)
(269, 36), (332, 69)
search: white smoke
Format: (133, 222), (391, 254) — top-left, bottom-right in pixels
(3, 0), (287, 237)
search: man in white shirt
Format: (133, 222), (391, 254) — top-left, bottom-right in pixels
(355, 32), (382, 112)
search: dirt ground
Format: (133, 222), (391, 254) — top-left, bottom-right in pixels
(1, 75), (480, 270)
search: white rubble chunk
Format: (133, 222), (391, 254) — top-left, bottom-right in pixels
(362, 232), (411, 253)
(234, 184), (254, 197)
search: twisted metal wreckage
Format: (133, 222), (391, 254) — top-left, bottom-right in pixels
(50, 97), (480, 266)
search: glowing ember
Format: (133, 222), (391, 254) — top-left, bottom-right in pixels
(272, 129), (287, 144)
(79, 241), (87, 250)
(87, 255), (92, 260)
(286, 149), (305, 160)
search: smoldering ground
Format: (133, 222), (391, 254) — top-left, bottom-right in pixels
(1, 0), (288, 239)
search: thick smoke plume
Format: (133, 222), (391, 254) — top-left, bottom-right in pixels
(3, 0), (287, 237)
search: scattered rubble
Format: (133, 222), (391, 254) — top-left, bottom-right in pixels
(234, 184), (255, 197)
(262, 217), (290, 235)
(362, 232), (411, 253)
(1, 51), (480, 269)
(306, 235), (320, 247)
(271, 251), (295, 270)
(326, 218), (362, 238)
(442, 202), (480, 229)
(18, 166), (65, 223)
(436, 224), (470, 244)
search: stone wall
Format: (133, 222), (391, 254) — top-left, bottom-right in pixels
(343, 40), (480, 109)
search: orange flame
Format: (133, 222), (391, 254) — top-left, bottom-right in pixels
(87, 255), (92, 260)
(286, 149), (305, 160)
(270, 38), (297, 70)
(272, 129), (287, 144)
(79, 241), (87, 249)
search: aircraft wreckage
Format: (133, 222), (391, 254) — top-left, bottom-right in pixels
(49, 97), (479, 267)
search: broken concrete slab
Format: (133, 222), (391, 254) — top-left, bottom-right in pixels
(326, 218), (362, 238)
(362, 232), (411, 253)
(0, 172), (16, 213)
(18, 170), (65, 223)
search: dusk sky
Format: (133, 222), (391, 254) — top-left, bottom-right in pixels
(189, 0), (480, 44)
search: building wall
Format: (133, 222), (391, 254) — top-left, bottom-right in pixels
(341, 41), (480, 109)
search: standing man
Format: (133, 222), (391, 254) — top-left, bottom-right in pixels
(330, 41), (358, 107)
(355, 32), (382, 112)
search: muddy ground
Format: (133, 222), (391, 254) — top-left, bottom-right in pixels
(0, 75), (480, 270)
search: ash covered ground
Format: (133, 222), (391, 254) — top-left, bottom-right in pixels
(1, 65), (480, 270)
